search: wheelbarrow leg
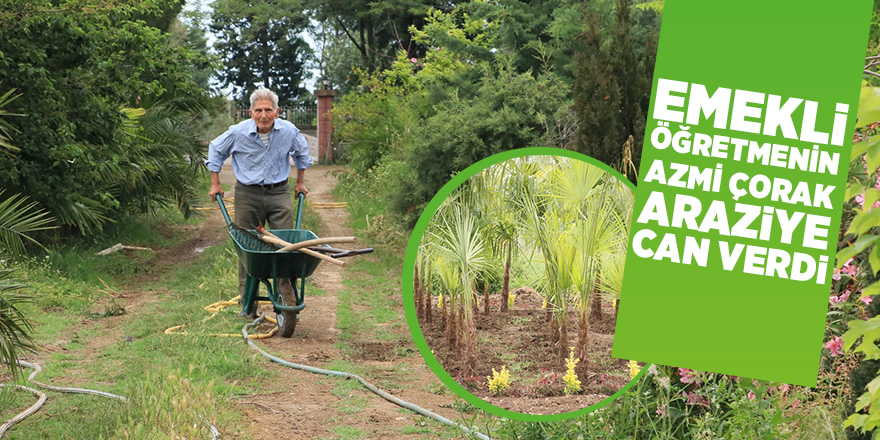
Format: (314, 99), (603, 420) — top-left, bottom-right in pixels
(239, 275), (260, 318)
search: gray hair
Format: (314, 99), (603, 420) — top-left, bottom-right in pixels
(250, 88), (279, 109)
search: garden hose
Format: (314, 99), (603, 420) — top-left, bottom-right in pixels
(0, 384), (46, 438)
(242, 314), (492, 440)
(164, 295), (278, 338)
(0, 359), (219, 439)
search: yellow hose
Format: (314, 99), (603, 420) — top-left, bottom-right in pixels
(164, 295), (278, 339)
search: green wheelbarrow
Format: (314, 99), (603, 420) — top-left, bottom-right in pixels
(216, 193), (320, 337)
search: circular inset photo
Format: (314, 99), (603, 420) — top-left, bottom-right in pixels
(403, 148), (646, 421)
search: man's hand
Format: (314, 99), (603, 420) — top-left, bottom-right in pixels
(294, 181), (309, 196)
(209, 172), (224, 201)
(209, 183), (224, 201)
(294, 168), (308, 196)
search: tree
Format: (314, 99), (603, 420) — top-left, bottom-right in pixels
(573, 0), (659, 179)
(0, 0), (210, 235)
(432, 201), (490, 376)
(0, 267), (35, 379)
(392, 59), (569, 224)
(211, 0), (312, 106)
(309, 0), (462, 75)
(0, 92), (52, 379)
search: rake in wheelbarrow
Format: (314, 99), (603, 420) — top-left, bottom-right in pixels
(216, 193), (372, 337)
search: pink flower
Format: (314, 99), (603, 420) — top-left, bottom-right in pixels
(678, 368), (700, 384)
(682, 391), (710, 408)
(862, 295), (874, 305)
(825, 336), (843, 357)
(655, 405), (667, 416)
(410, 58), (418, 63)
(840, 259), (859, 278)
(747, 391), (756, 400)
(830, 289), (852, 306)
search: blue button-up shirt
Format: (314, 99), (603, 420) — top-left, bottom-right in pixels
(205, 118), (312, 185)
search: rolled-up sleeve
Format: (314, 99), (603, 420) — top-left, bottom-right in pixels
(290, 132), (312, 170)
(205, 128), (235, 173)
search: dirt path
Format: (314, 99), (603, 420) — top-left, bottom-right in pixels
(231, 165), (460, 439)
(47, 163), (462, 439)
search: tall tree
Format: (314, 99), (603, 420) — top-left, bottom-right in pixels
(211, 0), (312, 106)
(573, 0), (659, 180)
(309, 0), (469, 75)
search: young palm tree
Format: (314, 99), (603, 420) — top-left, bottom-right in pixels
(0, 90), (54, 378)
(0, 267), (35, 379)
(522, 193), (577, 362)
(0, 191), (52, 381)
(571, 183), (628, 376)
(433, 202), (489, 375)
(0, 86), (22, 153)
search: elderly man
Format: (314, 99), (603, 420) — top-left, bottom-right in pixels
(205, 88), (312, 312)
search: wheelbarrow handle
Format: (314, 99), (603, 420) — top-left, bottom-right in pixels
(331, 248), (374, 259)
(294, 191), (305, 229)
(305, 246), (374, 257)
(216, 193), (232, 227)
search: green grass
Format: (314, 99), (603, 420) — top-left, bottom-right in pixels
(1, 213), (271, 439)
(0, 168), (481, 440)
(422, 380), (450, 396)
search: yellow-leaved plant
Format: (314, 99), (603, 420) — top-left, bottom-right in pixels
(487, 366), (511, 395)
(628, 360), (641, 379)
(562, 347), (581, 395)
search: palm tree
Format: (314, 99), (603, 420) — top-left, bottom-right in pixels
(433, 202), (490, 375)
(570, 181), (629, 376)
(0, 89), (54, 378)
(0, 191), (56, 257)
(467, 157), (544, 314)
(521, 189), (577, 362)
(0, 267), (36, 379)
(0, 86), (22, 153)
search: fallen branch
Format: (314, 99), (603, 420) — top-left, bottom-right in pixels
(96, 243), (152, 256)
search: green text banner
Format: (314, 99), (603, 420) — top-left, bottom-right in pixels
(612, 0), (872, 386)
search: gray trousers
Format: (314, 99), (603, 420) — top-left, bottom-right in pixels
(234, 181), (294, 298)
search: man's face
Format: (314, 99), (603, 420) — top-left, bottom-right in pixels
(249, 98), (278, 134)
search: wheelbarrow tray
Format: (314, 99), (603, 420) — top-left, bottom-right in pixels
(229, 228), (324, 280)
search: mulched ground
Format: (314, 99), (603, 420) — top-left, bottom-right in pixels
(420, 286), (634, 415)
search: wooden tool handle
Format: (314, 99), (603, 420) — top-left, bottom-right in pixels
(258, 234), (292, 248)
(256, 226), (281, 241)
(256, 233), (346, 267)
(277, 237), (357, 252)
(298, 247), (346, 267)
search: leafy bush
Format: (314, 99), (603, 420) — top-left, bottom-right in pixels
(0, 0), (210, 235)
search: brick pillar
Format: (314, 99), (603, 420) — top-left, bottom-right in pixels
(316, 89), (337, 163)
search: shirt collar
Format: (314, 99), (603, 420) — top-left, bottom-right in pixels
(246, 119), (281, 135)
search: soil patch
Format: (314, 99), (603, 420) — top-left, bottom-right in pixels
(420, 288), (630, 415)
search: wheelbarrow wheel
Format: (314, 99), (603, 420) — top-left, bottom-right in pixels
(277, 310), (298, 337)
(277, 283), (298, 337)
